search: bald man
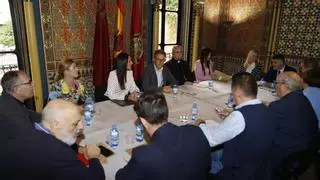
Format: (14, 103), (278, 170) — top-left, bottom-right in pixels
(269, 72), (318, 178)
(1, 99), (105, 180)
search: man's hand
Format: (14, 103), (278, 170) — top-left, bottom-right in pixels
(84, 144), (101, 159)
(128, 92), (139, 102)
(194, 118), (206, 126)
(162, 86), (172, 93)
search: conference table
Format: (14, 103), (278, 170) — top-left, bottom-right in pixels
(82, 81), (278, 180)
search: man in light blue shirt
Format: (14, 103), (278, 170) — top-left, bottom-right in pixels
(302, 68), (320, 127)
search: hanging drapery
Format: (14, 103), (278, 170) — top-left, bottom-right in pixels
(24, 0), (43, 111)
(113, 0), (125, 58)
(131, 0), (144, 80)
(92, 0), (111, 86)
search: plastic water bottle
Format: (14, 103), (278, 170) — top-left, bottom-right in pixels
(208, 80), (213, 90)
(85, 97), (94, 112)
(172, 84), (178, 98)
(227, 93), (234, 108)
(84, 110), (92, 126)
(191, 102), (199, 121)
(110, 125), (119, 149)
(136, 123), (144, 142)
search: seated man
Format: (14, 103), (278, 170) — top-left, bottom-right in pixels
(302, 68), (320, 126)
(0, 70), (41, 129)
(264, 54), (296, 82)
(142, 50), (177, 92)
(270, 72), (318, 175)
(199, 72), (275, 179)
(165, 45), (194, 85)
(0, 99), (105, 180)
(116, 91), (211, 180)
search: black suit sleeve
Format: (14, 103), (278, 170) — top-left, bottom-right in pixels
(53, 146), (105, 180)
(183, 61), (195, 82)
(116, 149), (145, 180)
(164, 67), (177, 86)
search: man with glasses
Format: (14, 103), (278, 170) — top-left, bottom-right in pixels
(165, 45), (194, 85)
(142, 49), (177, 92)
(0, 70), (41, 130)
(269, 72), (318, 179)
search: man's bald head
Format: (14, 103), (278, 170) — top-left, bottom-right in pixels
(276, 72), (303, 98)
(42, 99), (83, 145)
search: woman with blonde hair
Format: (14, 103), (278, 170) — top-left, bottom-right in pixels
(50, 59), (87, 104)
(239, 50), (261, 80)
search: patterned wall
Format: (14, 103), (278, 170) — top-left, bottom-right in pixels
(39, 0), (148, 96)
(275, 0), (320, 58)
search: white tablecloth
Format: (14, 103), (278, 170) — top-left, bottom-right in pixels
(82, 81), (278, 180)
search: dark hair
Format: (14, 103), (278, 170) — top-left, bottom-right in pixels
(301, 58), (319, 70)
(57, 59), (75, 80)
(154, 49), (166, 58)
(1, 70), (22, 93)
(115, 53), (129, 90)
(231, 72), (257, 98)
(302, 68), (320, 88)
(134, 91), (168, 125)
(272, 54), (285, 63)
(200, 48), (212, 76)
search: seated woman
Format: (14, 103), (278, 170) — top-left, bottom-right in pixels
(195, 48), (215, 82)
(50, 59), (87, 104)
(105, 53), (140, 101)
(239, 49), (261, 80)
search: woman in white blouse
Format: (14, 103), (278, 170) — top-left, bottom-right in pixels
(105, 53), (140, 101)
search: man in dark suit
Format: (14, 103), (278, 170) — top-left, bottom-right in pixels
(142, 49), (177, 92)
(116, 91), (211, 180)
(0, 71), (41, 130)
(270, 72), (318, 178)
(264, 54), (296, 82)
(0, 99), (105, 180)
(165, 45), (194, 85)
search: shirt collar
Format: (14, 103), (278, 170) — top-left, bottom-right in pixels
(235, 99), (262, 109)
(279, 65), (285, 73)
(34, 122), (51, 134)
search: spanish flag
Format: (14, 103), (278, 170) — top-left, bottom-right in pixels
(113, 0), (125, 58)
(131, 0), (144, 80)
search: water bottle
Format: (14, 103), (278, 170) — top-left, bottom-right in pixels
(227, 93), (234, 108)
(271, 81), (276, 93)
(110, 125), (119, 149)
(208, 80), (213, 90)
(136, 123), (144, 142)
(84, 110), (92, 126)
(191, 102), (199, 121)
(172, 84), (178, 98)
(85, 97), (94, 112)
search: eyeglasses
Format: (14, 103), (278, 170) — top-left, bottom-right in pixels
(14, 79), (32, 87)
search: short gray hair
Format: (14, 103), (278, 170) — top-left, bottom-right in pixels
(280, 76), (303, 91)
(1, 71), (22, 93)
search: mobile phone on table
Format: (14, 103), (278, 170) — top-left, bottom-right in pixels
(98, 145), (114, 157)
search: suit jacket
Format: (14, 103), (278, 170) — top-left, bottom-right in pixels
(142, 64), (177, 91)
(269, 90), (318, 160)
(0, 126), (105, 180)
(0, 92), (41, 132)
(264, 65), (296, 82)
(165, 59), (194, 85)
(116, 123), (211, 180)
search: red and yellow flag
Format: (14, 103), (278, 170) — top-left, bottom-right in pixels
(113, 0), (125, 58)
(131, 0), (144, 80)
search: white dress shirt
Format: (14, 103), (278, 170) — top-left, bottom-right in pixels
(154, 64), (163, 87)
(104, 70), (140, 100)
(199, 99), (262, 147)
